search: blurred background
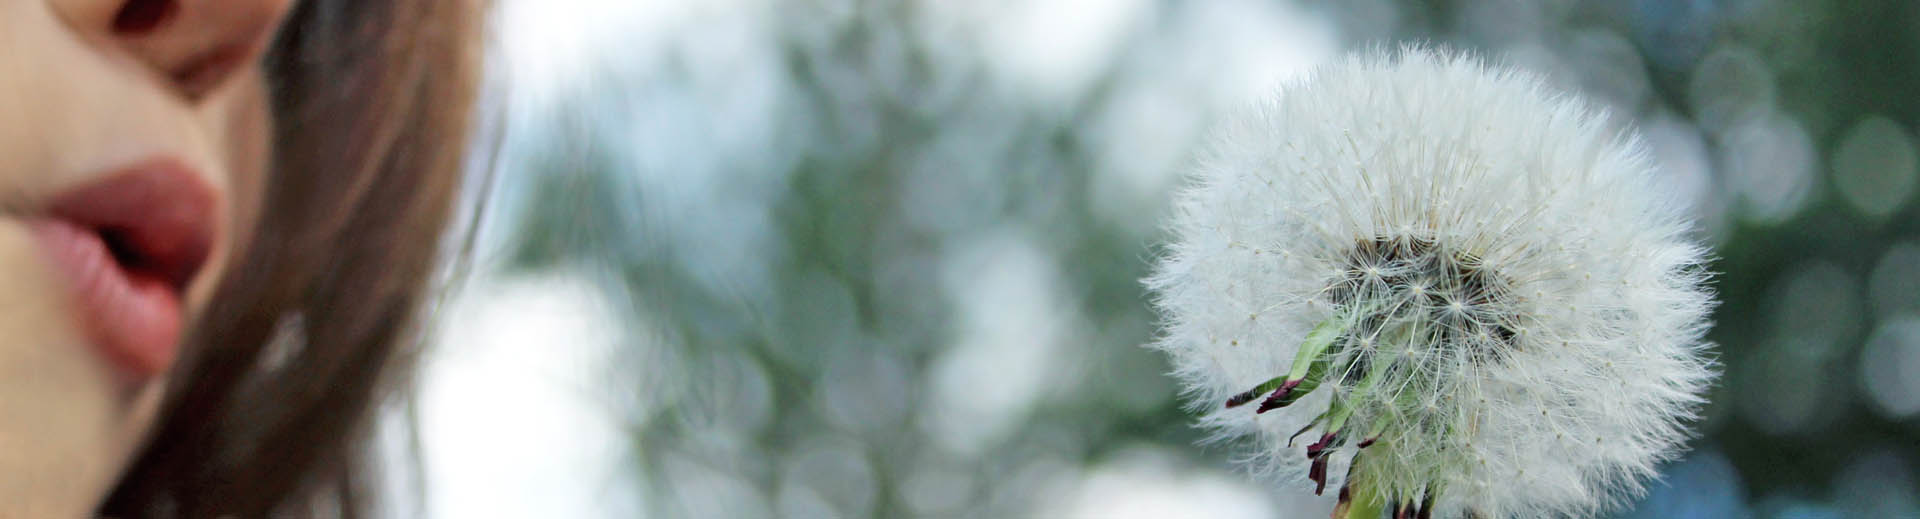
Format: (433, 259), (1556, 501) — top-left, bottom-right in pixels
(392, 0), (1920, 517)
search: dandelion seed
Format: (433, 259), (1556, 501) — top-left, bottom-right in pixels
(1144, 47), (1716, 518)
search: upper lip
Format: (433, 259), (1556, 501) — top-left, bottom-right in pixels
(46, 160), (217, 294)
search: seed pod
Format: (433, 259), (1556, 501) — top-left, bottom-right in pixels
(1145, 46), (1717, 518)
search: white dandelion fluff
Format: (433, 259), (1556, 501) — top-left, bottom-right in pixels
(1145, 47), (1716, 518)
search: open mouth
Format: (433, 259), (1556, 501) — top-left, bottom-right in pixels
(29, 160), (215, 379)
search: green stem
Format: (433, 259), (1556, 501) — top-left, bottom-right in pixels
(1340, 480), (1389, 519)
(1287, 316), (1347, 381)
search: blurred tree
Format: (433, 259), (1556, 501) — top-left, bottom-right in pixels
(485, 0), (1920, 516)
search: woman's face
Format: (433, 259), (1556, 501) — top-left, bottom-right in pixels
(0, 0), (292, 514)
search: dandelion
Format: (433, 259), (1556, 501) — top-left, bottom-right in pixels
(1145, 47), (1716, 518)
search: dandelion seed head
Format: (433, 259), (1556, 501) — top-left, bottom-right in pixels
(1146, 47), (1716, 518)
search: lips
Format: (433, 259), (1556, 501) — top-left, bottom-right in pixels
(28, 160), (216, 379)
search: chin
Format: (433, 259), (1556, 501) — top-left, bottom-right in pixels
(0, 223), (164, 517)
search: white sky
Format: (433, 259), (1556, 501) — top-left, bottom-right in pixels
(408, 271), (638, 518)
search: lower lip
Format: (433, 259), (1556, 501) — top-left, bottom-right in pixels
(29, 219), (182, 379)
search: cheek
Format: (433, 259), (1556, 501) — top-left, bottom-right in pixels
(224, 75), (272, 237)
(187, 71), (273, 309)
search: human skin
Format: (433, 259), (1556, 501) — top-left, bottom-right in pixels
(0, 0), (292, 515)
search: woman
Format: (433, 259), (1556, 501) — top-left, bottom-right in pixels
(0, 0), (481, 516)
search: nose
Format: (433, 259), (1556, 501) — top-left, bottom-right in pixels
(47, 0), (296, 101)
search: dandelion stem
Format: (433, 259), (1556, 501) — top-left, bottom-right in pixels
(1335, 478), (1389, 519)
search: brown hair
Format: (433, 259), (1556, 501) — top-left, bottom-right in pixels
(100, 1), (483, 516)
